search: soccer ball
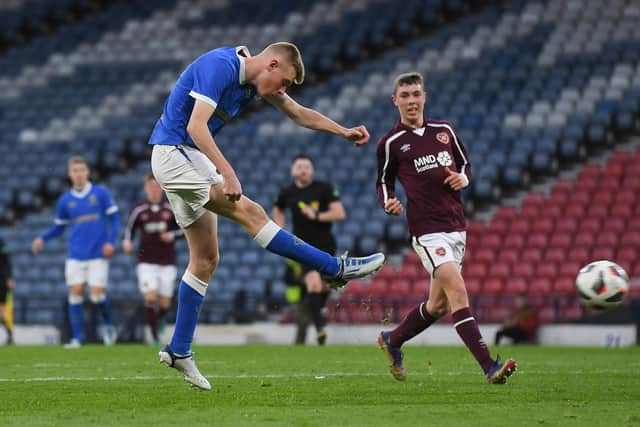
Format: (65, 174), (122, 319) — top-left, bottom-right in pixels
(575, 260), (629, 310)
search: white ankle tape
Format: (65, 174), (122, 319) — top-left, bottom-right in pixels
(253, 220), (281, 248)
(68, 295), (83, 305)
(89, 293), (106, 304)
(182, 270), (208, 296)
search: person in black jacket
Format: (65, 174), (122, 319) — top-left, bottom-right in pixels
(0, 238), (14, 345)
(273, 154), (346, 345)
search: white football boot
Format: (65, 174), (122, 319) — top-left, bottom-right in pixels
(159, 345), (211, 391)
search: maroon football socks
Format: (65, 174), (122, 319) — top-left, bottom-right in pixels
(452, 307), (493, 374)
(389, 302), (439, 348)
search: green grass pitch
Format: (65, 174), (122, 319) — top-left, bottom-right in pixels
(1, 344), (639, 426)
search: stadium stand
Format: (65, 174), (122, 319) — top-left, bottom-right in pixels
(1, 0), (639, 330)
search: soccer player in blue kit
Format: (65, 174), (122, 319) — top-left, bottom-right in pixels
(32, 156), (120, 348)
(149, 42), (385, 390)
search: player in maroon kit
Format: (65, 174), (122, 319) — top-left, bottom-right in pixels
(375, 72), (517, 384)
(122, 174), (183, 344)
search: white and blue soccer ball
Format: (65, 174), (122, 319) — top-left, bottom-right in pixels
(576, 260), (629, 310)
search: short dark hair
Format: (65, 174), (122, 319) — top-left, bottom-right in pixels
(292, 154), (313, 164)
(392, 72), (425, 94)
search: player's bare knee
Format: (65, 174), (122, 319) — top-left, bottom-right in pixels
(426, 298), (448, 317)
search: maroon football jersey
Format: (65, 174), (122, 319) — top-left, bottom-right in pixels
(124, 201), (182, 265)
(376, 118), (472, 237)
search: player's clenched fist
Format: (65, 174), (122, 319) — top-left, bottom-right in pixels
(384, 197), (404, 216)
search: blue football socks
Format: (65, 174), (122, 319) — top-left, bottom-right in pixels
(169, 280), (204, 356)
(68, 302), (84, 343)
(255, 221), (340, 277)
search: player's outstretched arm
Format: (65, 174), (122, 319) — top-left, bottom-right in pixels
(264, 93), (370, 146)
(188, 99), (242, 202)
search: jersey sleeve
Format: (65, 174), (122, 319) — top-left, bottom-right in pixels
(98, 186), (119, 216)
(189, 54), (235, 109)
(54, 195), (70, 225)
(326, 183), (341, 204)
(124, 205), (141, 241)
(449, 125), (472, 183)
(376, 136), (398, 209)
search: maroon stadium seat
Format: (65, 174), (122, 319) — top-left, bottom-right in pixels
(482, 278), (504, 294)
(613, 190), (636, 205)
(388, 279), (413, 296)
(521, 248), (543, 263)
(621, 232), (640, 247)
(549, 233), (572, 249)
(558, 261), (582, 278)
(531, 218), (554, 234)
(523, 193), (546, 207)
(465, 277), (482, 294)
(544, 248), (566, 263)
(579, 164), (601, 179)
(602, 218), (625, 233)
(576, 177), (598, 190)
(538, 308), (556, 324)
(574, 233), (595, 247)
(580, 218), (601, 233)
(498, 248), (519, 264)
(528, 278), (552, 296)
(474, 247), (497, 265)
(488, 218), (509, 234)
(527, 234), (548, 249)
(610, 204), (633, 218)
(595, 233), (618, 248)
(540, 204), (563, 219)
(368, 280), (389, 296)
(504, 234), (526, 249)
(564, 205), (586, 218)
(341, 280), (369, 297)
(554, 277), (577, 294)
(405, 251), (421, 266)
(536, 263), (558, 279)
(549, 191), (568, 206)
(503, 277), (528, 294)
(399, 263), (422, 280)
(591, 247), (615, 261)
(628, 219), (640, 232)
(488, 263), (511, 280)
(586, 205), (608, 219)
(480, 234), (502, 249)
(520, 204), (540, 219)
(509, 218), (531, 234)
(591, 191), (614, 205)
(493, 207), (517, 222)
(568, 248), (590, 264)
(511, 263), (535, 280)
(555, 218), (578, 233)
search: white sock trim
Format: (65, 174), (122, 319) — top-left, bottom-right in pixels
(182, 270), (208, 296)
(68, 295), (83, 305)
(89, 293), (106, 304)
(253, 220), (281, 248)
(453, 316), (474, 328)
(419, 302), (427, 321)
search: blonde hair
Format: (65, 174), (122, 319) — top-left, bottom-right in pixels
(67, 155), (89, 168)
(264, 42), (305, 85)
(392, 72), (425, 94)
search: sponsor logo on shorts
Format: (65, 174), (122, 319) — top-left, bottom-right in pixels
(436, 132), (450, 144)
(435, 247), (446, 257)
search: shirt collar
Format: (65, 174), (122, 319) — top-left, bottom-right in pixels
(236, 46), (251, 85)
(71, 182), (92, 198)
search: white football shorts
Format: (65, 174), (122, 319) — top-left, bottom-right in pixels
(136, 263), (178, 297)
(411, 231), (466, 276)
(65, 258), (109, 288)
(151, 144), (223, 228)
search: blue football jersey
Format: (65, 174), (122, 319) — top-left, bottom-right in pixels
(53, 183), (119, 260)
(149, 46), (257, 148)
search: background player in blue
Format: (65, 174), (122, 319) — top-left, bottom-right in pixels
(150, 42), (385, 390)
(31, 156), (120, 348)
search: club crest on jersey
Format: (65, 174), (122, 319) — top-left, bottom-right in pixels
(162, 211), (172, 220)
(400, 143), (411, 152)
(89, 195), (97, 206)
(436, 132), (450, 144)
(435, 247), (446, 257)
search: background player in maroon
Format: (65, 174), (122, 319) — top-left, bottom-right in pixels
(122, 174), (183, 344)
(375, 72), (516, 384)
